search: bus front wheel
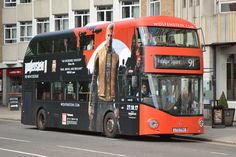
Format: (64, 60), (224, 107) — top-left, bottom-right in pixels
(36, 109), (47, 130)
(103, 112), (117, 138)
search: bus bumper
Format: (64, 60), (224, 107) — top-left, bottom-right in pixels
(139, 104), (204, 135)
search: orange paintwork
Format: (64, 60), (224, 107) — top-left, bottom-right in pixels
(139, 104), (204, 135)
(73, 16), (199, 64)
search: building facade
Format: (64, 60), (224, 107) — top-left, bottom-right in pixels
(0, 0), (174, 106)
(175, 0), (236, 113)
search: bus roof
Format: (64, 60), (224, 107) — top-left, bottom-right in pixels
(31, 29), (76, 42)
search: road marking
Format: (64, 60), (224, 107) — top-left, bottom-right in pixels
(0, 136), (31, 143)
(58, 145), (126, 157)
(0, 147), (48, 157)
(210, 152), (230, 156)
(172, 137), (236, 148)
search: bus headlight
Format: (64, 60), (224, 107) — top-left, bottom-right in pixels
(148, 119), (158, 129)
(199, 119), (204, 127)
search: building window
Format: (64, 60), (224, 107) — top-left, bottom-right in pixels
(220, 1), (236, 13)
(227, 55), (236, 100)
(55, 15), (69, 31)
(36, 18), (49, 34)
(20, 0), (31, 3)
(97, 6), (113, 21)
(189, 0), (193, 7)
(150, 0), (160, 16)
(122, 1), (140, 18)
(196, 0), (200, 6)
(183, 0), (186, 8)
(5, 0), (16, 7)
(4, 24), (17, 44)
(75, 10), (90, 27)
(20, 21), (32, 42)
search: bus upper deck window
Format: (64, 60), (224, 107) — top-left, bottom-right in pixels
(84, 35), (94, 50)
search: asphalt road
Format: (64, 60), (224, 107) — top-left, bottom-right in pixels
(0, 119), (236, 157)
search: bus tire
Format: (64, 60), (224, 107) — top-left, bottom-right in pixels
(36, 109), (47, 130)
(103, 112), (117, 138)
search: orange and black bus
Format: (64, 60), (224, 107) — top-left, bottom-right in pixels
(22, 16), (204, 138)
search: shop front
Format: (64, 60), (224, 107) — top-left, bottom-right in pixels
(212, 42), (236, 121)
(6, 68), (23, 109)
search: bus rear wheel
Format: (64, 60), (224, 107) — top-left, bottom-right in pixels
(103, 112), (117, 138)
(37, 109), (47, 130)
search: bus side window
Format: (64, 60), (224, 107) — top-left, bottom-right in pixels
(67, 36), (77, 53)
(84, 35), (94, 50)
(38, 40), (53, 54)
(37, 82), (51, 100)
(54, 38), (65, 53)
(125, 75), (139, 102)
(65, 82), (76, 101)
(52, 82), (64, 101)
(78, 81), (89, 102)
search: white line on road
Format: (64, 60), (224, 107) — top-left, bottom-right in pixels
(210, 152), (230, 156)
(57, 145), (126, 157)
(0, 147), (48, 157)
(0, 136), (31, 143)
(172, 137), (236, 148)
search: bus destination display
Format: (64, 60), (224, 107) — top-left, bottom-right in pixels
(154, 55), (200, 70)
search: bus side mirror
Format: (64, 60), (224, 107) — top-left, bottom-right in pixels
(132, 76), (138, 88)
(197, 28), (206, 52)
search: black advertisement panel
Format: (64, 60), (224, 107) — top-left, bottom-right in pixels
(24, 53), (88, 81)
(154, 55), (200, 70)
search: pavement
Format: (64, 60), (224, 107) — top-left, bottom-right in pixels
(0, 106), (236, 144)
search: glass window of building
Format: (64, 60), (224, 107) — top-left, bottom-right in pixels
(227, 55), (236, 100)
(122, 1), (140, 18)
(20, 21), (32, 42)
(55, 15), (69, 31)
(183, 0), (186, 8)
(150, 0), (160, 16)
(36, 18), (49, 34)
(189, 0), (193, 7)
(4, 24), (17, 44)
(74, 10), (90, 27)
(20, 0), (31, 3)
(196, 0), (200, 6)
(5, 0), (16, 7)
(220, 2), (236, 12)
(97, 6), (113, 21)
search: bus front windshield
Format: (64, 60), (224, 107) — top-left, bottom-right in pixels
(143, 75), (202, 116)
(138, 27), (199, 48)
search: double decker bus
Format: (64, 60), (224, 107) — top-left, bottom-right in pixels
(21, 16), (204, 138)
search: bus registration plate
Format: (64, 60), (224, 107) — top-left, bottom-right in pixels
(172, 128), (187, 133)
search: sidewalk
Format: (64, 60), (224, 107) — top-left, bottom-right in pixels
(0, 106), (21, 121)
(0, 106), (236, 144)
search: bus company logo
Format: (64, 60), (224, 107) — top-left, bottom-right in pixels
(25, 60), (47, 74)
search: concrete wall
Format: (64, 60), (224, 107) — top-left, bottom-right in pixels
(17, 3), (32, 21)
(161, 0), (174, 16)
(2, 8), (17, 24)
(52, 0), (68, 14)
(34, 0), (50, 18)
(72, 0), (90, 10)
(2, 45), (18, 62)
